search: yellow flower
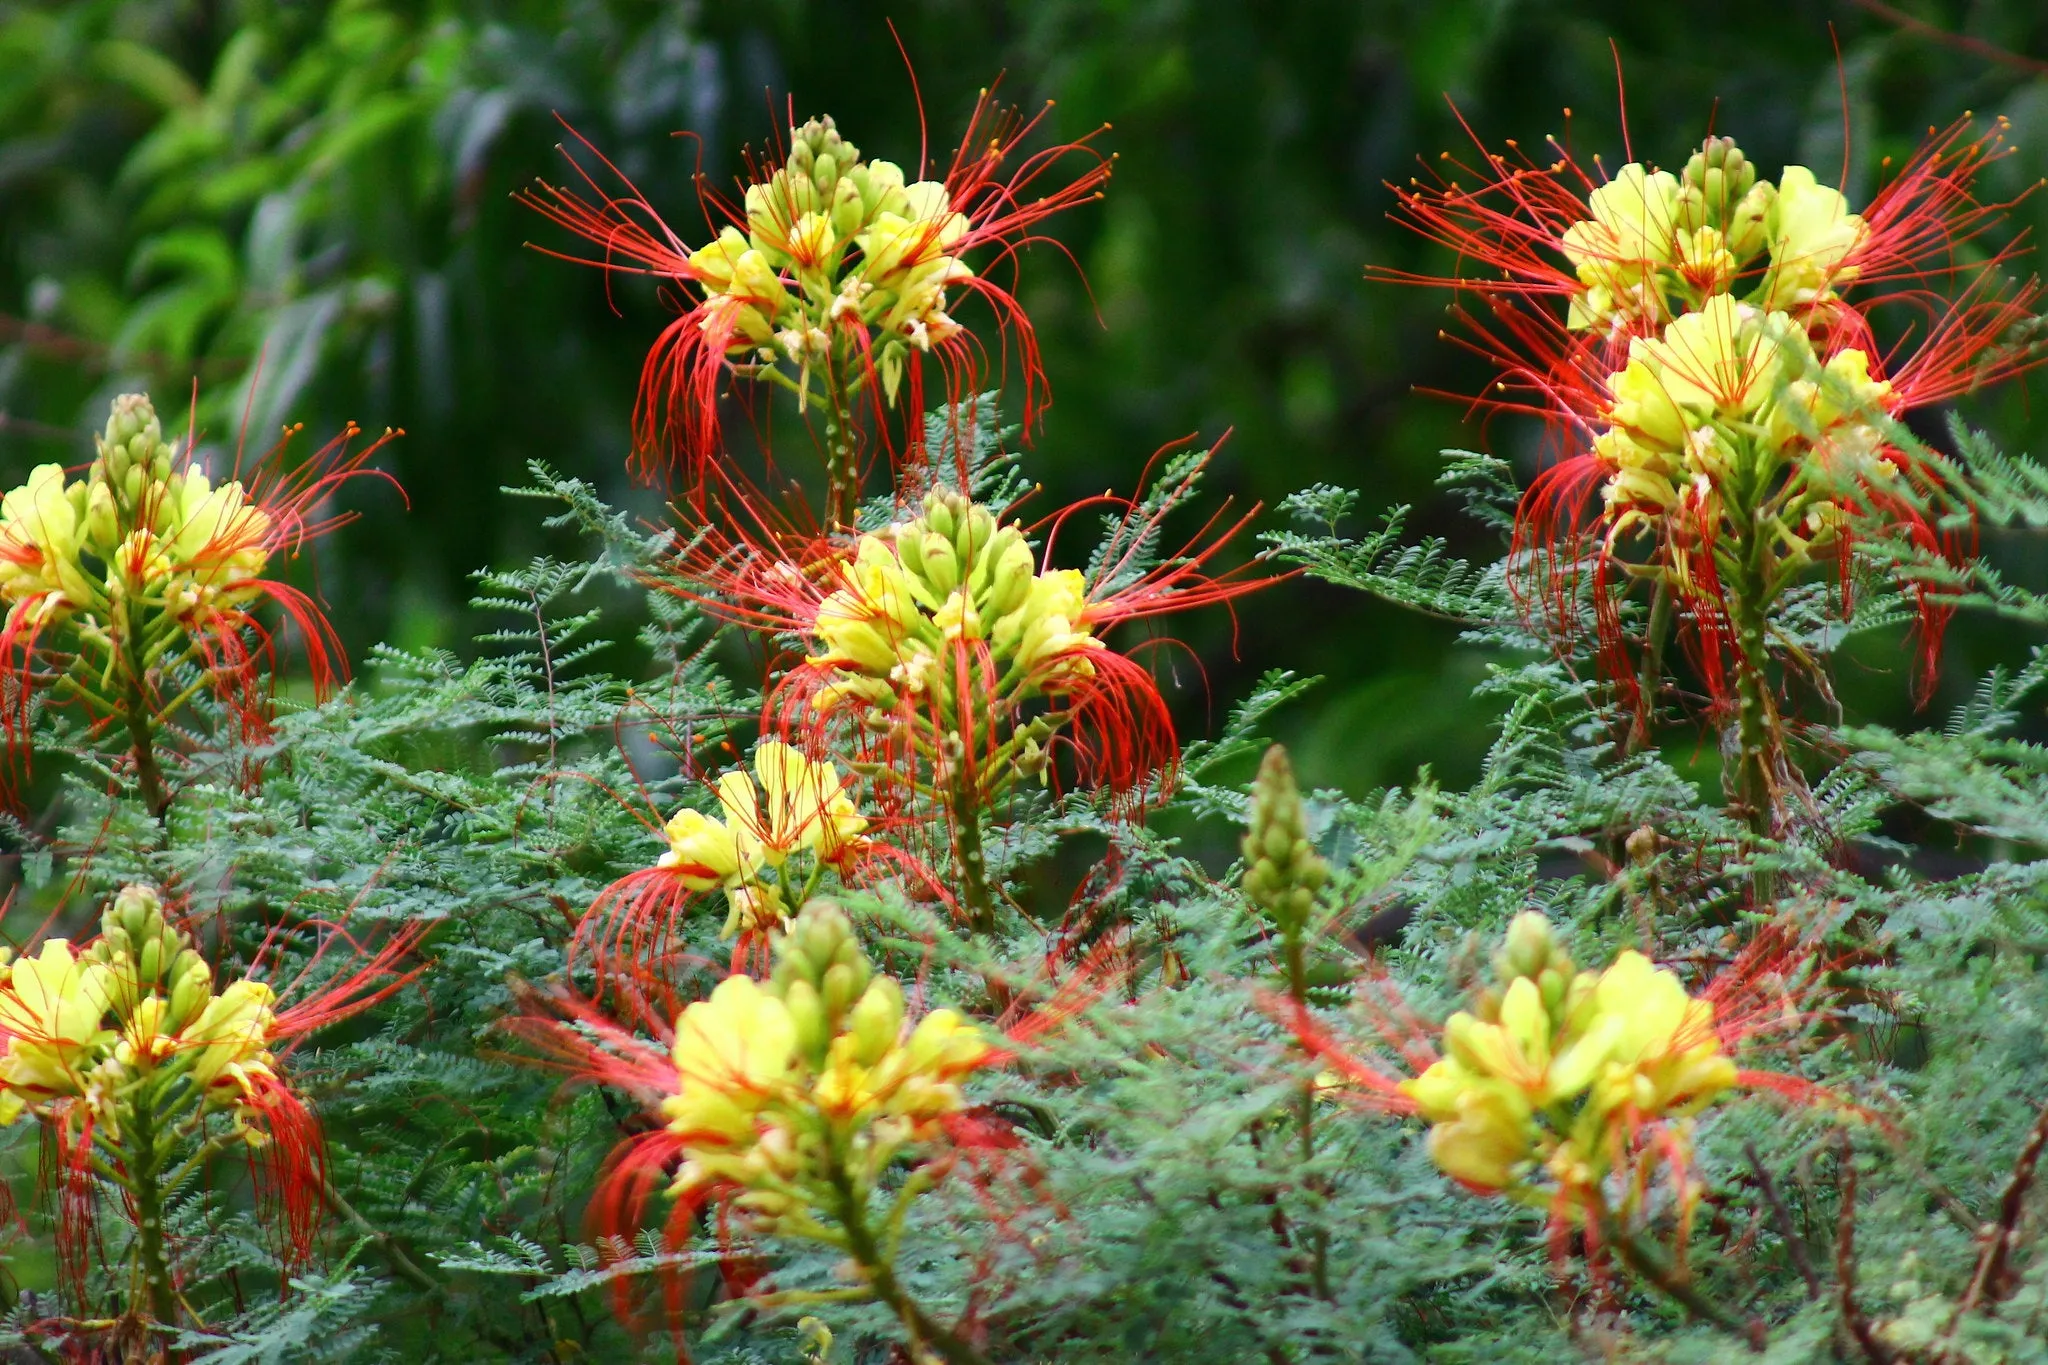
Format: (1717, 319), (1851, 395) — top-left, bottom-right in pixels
(1561, 164), (1681, 330)
(1586, 950), (1737, 1120)
(0, 941), (114, 1122)
(166, 471), (272, 585)
(718, 740), (868, 868)
(1762, 165), (1865, 308)
(658, 807), (745, 890)
(663, 974), (800, 1146)
(812, 535), (928, 676)
(1001, 568), (1102, 681)
(1424, 1080), (1537, 1190)
(1633, 294), (1786, 421)
(180, 978), (280, 1102)
(0, 465), (95, 614)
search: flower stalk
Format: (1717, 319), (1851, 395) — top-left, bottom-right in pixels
(1242, 746), (1334, 1301)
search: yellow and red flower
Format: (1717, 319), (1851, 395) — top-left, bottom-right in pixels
(0, 393), (398, 802)
(520, 95), (1110, 496)
(1378, 119), (2040, 713)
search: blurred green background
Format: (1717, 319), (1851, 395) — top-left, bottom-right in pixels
(5, 0), (2047, 798)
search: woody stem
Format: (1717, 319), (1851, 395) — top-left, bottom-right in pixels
(1601, 1211), (1761, 1349)
(1630, 578), (1672, 754)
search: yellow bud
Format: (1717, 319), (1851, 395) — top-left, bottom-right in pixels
(848, 976), (905, 1067)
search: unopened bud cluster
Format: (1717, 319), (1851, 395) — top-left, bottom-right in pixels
(691, 115), (977, 404)
(0, 884), (279, 1142)
(1241, 745), (1327, 936)
(807, 489), (1095, 788)
(656, 740), (869, 942)
(0, 394), (272, 636)
(657, 902), (993, 1231)
(1562, 143), (1903, 581)
(1400, 912), (1736, 1198)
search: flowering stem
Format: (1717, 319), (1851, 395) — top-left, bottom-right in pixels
(947, 767), (998, 935)
(1723, 494), (1784, 843)
(823, 358), (862, 530)
(1280, 929), (1333, 1303)
(1630, 578), (1672, 753)
(825, 1151), (993, 1365)
(124, 1088), (181, 1332)
(1600, 1211), (1762, 1349)
(119, 646), (172, 823)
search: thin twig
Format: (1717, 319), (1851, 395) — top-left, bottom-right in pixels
(1745, 1140), (1823, 1300)
(318, 1176), (438, 1292)
(1956, 1097), (2048, 1320)
(1849, 0), (2048, 74)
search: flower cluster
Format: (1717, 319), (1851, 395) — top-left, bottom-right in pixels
(0, 393), (390, 811)
(806, 489), (1099, 731)
(0, 882), (420, 1287)
(1561, 138), (1863, 336)
(528, 902), (999, 1265)
(0, 395), (274, 640)
(522, 96), (1110, 493)
(0, 885), (280, 1139)
(658, 902), (992, 1227)
(693, 116), (978, 406)
(1384, 121), (2040, 822)
(574, 741), (873, 987)
(1400, 912), (1737, 1202)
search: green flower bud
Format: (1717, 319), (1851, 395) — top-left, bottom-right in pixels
(830, 177), (866, 238)
(821, 960), (861, 1019)
(920, 531), (960, 596)
(922, 491), (959, 542)
(1726, 180), (1775, 261)
(1496, 910), (1556, 982)
(1241, 745), (1328, 934)
(166, 955), (213, 1031)
(894, 521), (928, 577)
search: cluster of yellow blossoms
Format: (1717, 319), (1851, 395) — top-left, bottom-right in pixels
(0, 394), (272, 639)
(658, 740), (869, 941)
(809, 490), (1098, 750)
(1401, 912), (1737, 1202)
(692, 116), (978, 404)
(656, 901), (993, 1231)
(0, 884), (279, 1142)
(1564, 141), (1897, 563)
(1563, 137), (1863, 334)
